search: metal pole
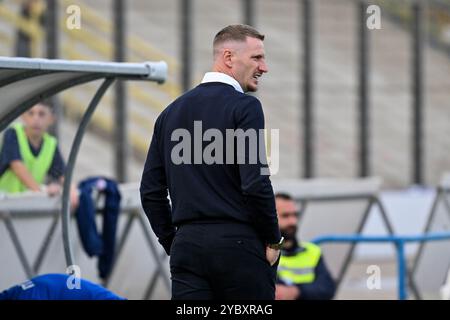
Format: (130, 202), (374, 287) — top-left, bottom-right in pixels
(396, 240), (407, 300)
(46, 0), (61, 139)
(358, 0), (370, 177)
(302, 0), (314, 178)
(410, 188), (442, 300)
(412, 1), (424, 185)
(46, 0), (58, 60)
(114, 0), (128, 183)
(180, 0), (193, 92)
(334, 198), (374, 288)
(374, 196), (395, 234)
(4, 213), (34, 278)
(62, 78), (115, 268)
(138, 213), (171, 292)
(243, 0), (255, 26)
(104, 213), (135, 287)
(33, 213), (60, 273)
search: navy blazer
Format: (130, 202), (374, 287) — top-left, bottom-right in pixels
(140, 82), (280, 254)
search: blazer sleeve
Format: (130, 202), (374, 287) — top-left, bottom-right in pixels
(140, 116), (176, 255)
(234, 96), (281, 244)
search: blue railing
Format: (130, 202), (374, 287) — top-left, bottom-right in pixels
(312, 232), (450, 300)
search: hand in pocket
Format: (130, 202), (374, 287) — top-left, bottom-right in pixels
(266, 246), (280, 266)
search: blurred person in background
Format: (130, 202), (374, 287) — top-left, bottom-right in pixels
(275, 192), (336, 300)
(0, 101), (78, 208)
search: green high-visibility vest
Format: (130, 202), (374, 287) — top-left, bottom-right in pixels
(277, 242), (322, 284)
(0, 123), (57, 193)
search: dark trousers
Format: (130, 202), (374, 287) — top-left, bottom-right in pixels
(170, 222), (278, 300)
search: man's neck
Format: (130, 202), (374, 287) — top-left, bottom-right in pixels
(212, 65), (229, 75)
(211, 66), (243, 90)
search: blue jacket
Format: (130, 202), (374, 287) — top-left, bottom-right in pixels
(277, 239), (336, 300)
(0, 274), (125, 300)
(75, 177), (121, 279)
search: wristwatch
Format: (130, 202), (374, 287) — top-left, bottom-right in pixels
(267, 237), (284, 250)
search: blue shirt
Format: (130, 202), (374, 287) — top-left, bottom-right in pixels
(0, 274), (125, 300)
(0, 127), (65, 180)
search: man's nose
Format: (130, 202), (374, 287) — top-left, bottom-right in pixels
(259, 60), (268, 73)
(288, 216), (298, 225)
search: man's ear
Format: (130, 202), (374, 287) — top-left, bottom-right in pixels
(223, 49), (233, 68)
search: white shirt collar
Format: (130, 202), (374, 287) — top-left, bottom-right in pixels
(201, 72), (244, 93)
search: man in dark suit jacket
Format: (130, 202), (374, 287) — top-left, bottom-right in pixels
(140, 24), (283, 300)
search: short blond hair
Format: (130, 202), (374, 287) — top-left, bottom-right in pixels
(213, 24), (264, 54)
